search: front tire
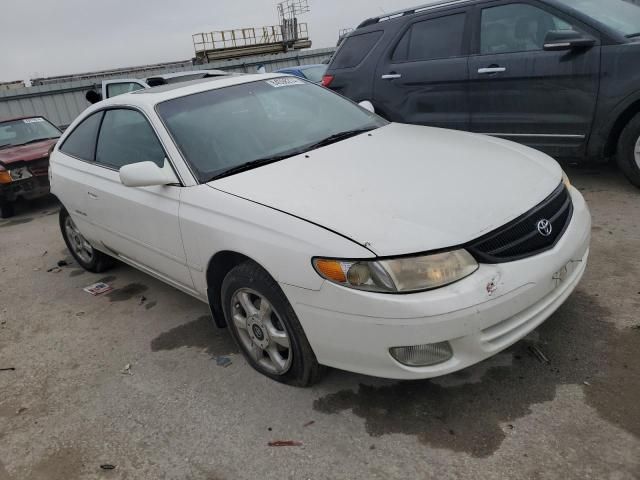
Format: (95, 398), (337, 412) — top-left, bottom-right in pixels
(221, 261), (324, 387)
(617, 112), (640, 188)
(59, 208), (114, 273)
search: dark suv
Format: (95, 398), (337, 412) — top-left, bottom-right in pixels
(323, 0), (640, 187)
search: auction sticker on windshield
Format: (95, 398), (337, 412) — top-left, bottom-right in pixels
(23, 118), (45, 124)
(266, 78), (305, 88)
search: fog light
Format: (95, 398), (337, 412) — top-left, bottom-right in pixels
(389, 342), (453, 367)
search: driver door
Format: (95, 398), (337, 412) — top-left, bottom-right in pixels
(85, 107), (194, 291)
(468, 0), (601, 157)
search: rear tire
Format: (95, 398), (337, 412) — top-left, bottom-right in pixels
(0, 201), (15, 219)
(221, 260), (325, 387)
(616, 112), (640, 188)
(59, 208), (114, 273)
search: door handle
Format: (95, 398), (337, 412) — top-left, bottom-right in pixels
(88, 192), (99, 200)
(478, 67), (506, 74)
(381, 73), (402, 80)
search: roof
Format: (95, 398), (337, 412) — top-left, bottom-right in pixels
(147, 69), (228, 81)
(0, 115), (48, 124)
(358, 0), (473, 28)
(97, 73), (291, 107)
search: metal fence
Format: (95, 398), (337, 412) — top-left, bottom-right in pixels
(0, 47), (335, 129)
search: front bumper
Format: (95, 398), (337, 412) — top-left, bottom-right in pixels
(0, 175), (50, 202)
(281, 187), (591, 380)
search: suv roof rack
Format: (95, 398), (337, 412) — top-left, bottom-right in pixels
(357, 0), (472, 28)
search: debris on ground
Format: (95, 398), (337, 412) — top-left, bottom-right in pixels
(214, 356), (232, 368)
(584, 381), (591, 386)
(138, 296), (147, 306)
(47, 267), (62, 274)
(100, 464), (116, 470)
(42, 251), (48, 256)
(1, 367), (16, 372)
(528, 345), (550, 364)
(57, 260), (69, 267)
(303, 420), (315, 427)
(268, 440), (303, 447)
(83, 282), (113, 296)
(16, 407), (27, 415)
(120, 364), (132, 376)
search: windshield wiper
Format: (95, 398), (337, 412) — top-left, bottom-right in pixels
(626, 32), (640, 38)
(206, 127), (377, 182)
(13, 137), (59, 147)
(303, 127), (376, 152)
(207, 153), (296, 182)
(0, 144), (13, 150)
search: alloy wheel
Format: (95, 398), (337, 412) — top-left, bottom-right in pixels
(231, 288), (292, 375)
(64, 216), (94, 264)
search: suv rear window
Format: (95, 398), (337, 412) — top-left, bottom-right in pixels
(393, 14), (467, 62)
(331, 31), (383, 69)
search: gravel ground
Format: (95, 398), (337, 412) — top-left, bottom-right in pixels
(0, 164), (638, 480)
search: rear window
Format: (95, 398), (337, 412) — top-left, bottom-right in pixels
(331, 31), (383, 69)
(393, 14), (467, 62)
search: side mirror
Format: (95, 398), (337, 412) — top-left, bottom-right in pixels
(85, 90), (102, 104)
(119, 160), (179, 188)
(359, 101), (375, 113)
(544, 30), (595, 51)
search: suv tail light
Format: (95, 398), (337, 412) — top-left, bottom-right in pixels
(321, 75), (335, 87)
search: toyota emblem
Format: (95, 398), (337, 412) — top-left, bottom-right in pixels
(537, 219), (553, 237)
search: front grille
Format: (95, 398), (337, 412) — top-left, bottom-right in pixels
(28, 159), (49, 177)
(467, 183), (573, 263)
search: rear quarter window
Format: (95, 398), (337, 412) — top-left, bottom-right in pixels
(331, 31), (384, 69)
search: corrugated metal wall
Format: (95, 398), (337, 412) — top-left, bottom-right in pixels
(0, 48), (335, 129)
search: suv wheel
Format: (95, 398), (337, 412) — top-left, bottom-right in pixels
(617, 112), (640, 188)
(0, 201), (15, 219)
(221, 260), (325, 387)
(59, 208), (114, 273)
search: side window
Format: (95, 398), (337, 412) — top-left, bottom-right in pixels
(480, 3), (576, 55)
(60, 112), (103, 161)
(106, 82), (145, 99)
(95, 109), (165, 169)
(331, 31), (384, 69)
(393, 14), (467, 62)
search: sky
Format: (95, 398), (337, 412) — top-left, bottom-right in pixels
(0, 0), (426, 83)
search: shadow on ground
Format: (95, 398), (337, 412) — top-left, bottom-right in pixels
(313, 291), (639, 458)
(151, 315), (239, 356)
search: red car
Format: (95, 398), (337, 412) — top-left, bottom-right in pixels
(0, 116), (61, 218)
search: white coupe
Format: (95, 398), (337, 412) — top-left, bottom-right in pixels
(50, 74), (591, 386)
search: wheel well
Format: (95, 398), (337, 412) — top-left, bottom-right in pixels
(206, 251), (251, 328)
(604, 100), (640, 157)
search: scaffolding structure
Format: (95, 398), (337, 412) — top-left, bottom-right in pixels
(193, 0), (312, 63)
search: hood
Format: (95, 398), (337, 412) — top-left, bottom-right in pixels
(0, 138), (58, 167)
(209, 123), (562, 257)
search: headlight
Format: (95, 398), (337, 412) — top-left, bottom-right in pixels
(562, 171), (571, 189)
(0, 168), (11, 184)
(313, 250), (479, 293)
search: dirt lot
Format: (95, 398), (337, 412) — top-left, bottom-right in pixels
(0, 165), (638, 480)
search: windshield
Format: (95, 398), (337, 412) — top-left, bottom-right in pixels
(301, 65), (327, 83)
(555, 0), (640, 37)
(0, 117), (61, 149)
(157, 77), (386, 182)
